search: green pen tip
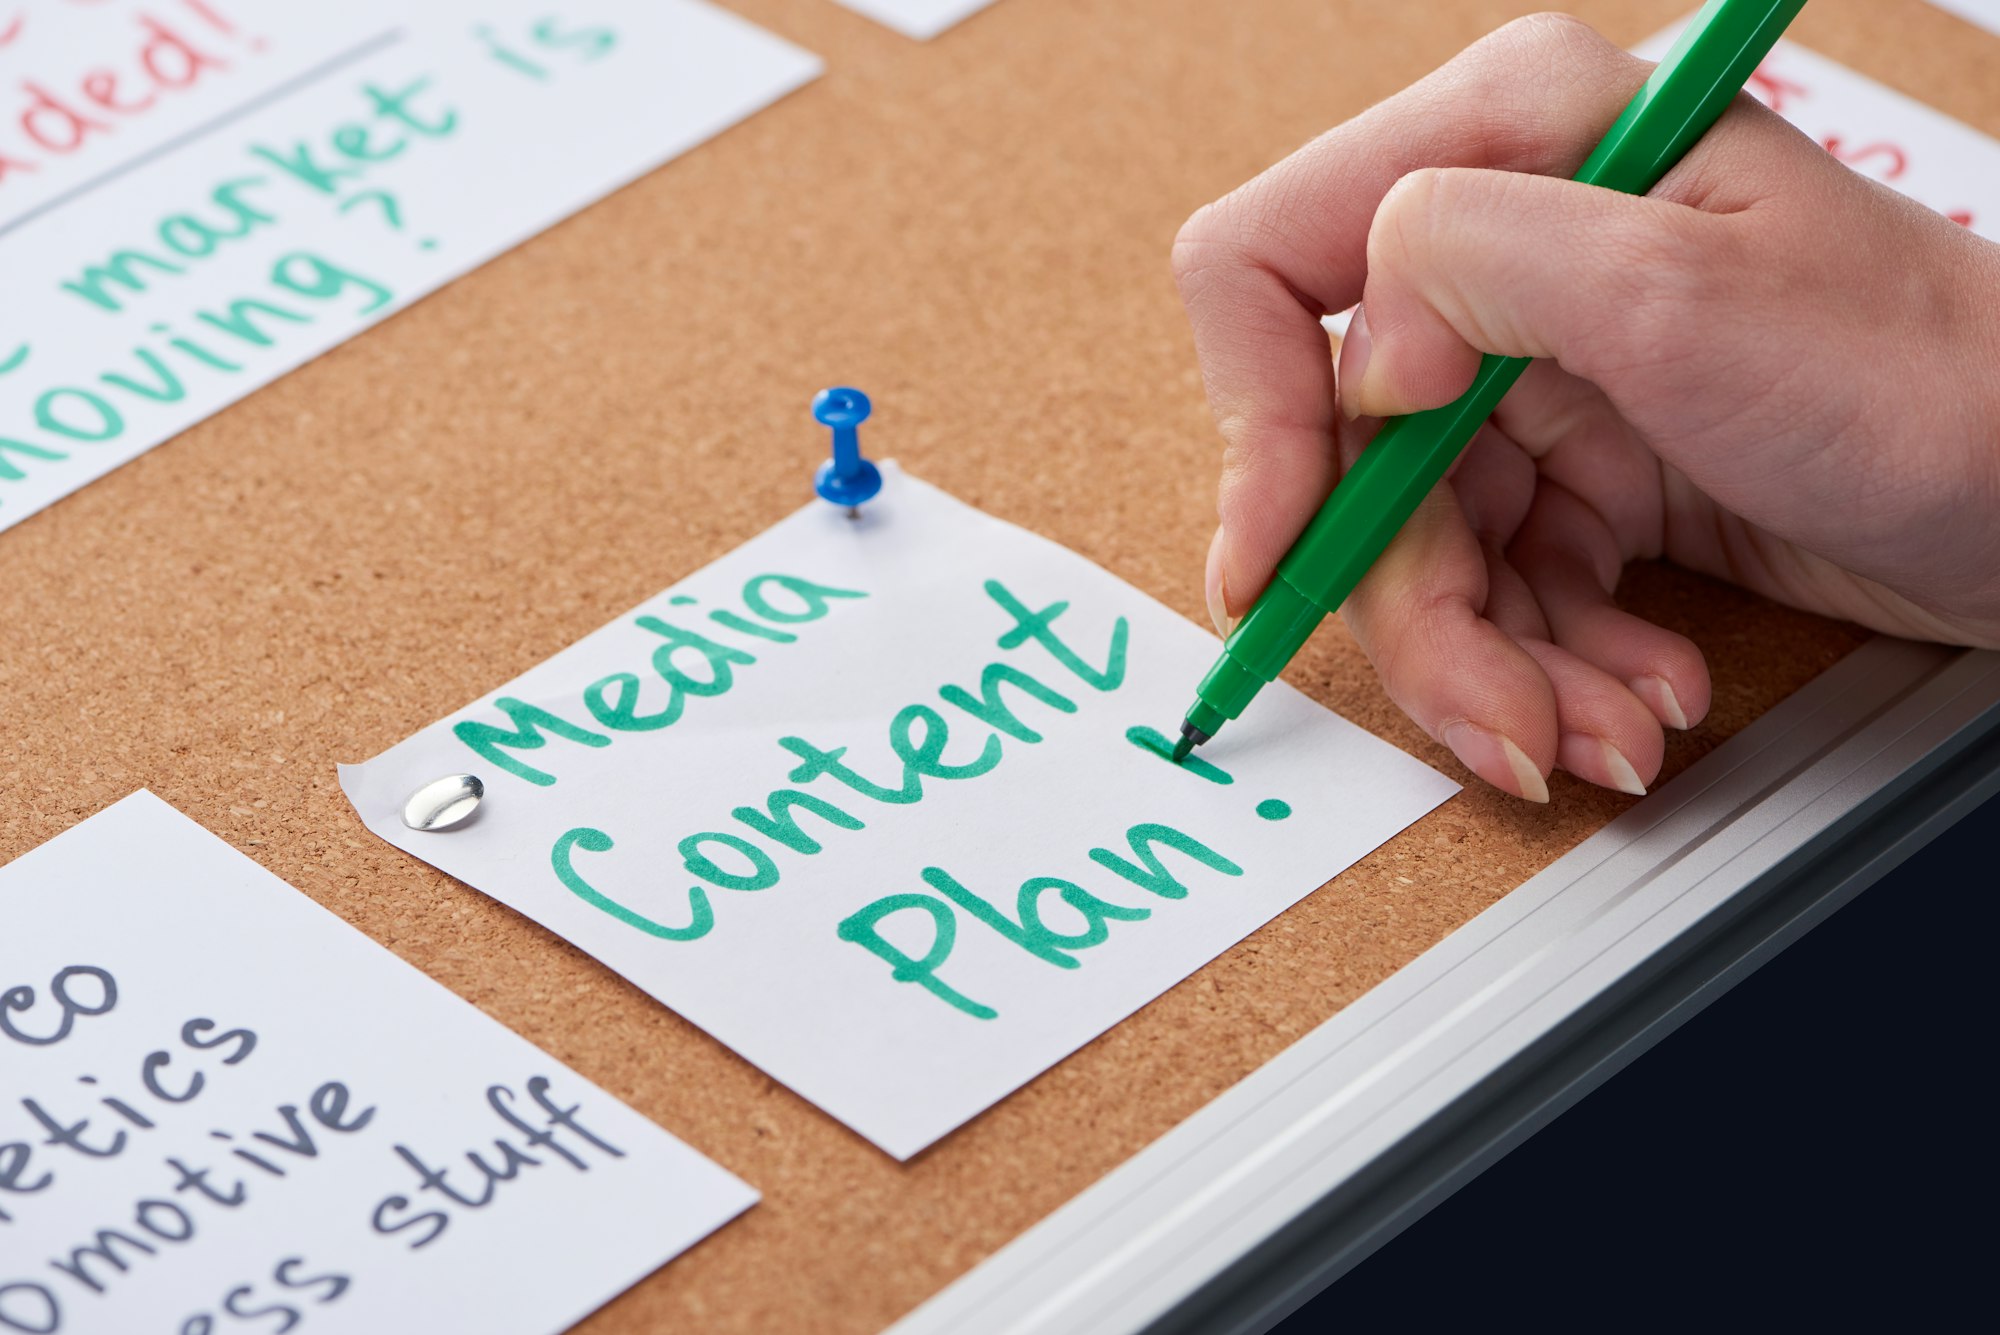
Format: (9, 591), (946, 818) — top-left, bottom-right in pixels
(1170, 732), (1195, 765)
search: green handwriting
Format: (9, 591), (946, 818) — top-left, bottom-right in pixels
(838, 819), (1242, 1020)
(3, 253), (394, 498)
(555, 577), (1139, 976)
(1125, 725), (1233, 783)
(59, 79), (456, 317)
(552, 827), (712, 941)
(455, 574), (868, 786)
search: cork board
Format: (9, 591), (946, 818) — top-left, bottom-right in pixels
(1, 0), (1985, 1329)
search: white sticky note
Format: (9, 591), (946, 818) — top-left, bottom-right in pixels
(1635, 26), (2000, 240)
(0, 0), (819, 535)
(0, 792), (754, 1334)
(829, 0), (1001, 41)
(340, 465), (1458, 1159)
(1925, 0), (2000, 39)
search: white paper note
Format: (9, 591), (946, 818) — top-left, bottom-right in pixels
(340, 465), (1458, 1159)
(0, 0), (819, 535)
(1924, 0), (2000, 39)
(0, 792), (755, 1335)
(829, 0), (1001, 41)
(1636, 25), (2000, 241)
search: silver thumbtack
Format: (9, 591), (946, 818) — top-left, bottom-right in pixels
(402, 773), (484, 832)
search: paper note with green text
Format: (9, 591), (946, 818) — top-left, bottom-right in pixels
(341, 467), (1458, 1158)
(0, 0), (817, 534)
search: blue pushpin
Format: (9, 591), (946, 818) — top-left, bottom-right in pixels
(812, 386), (882, 518)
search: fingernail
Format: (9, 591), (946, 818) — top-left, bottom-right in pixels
(1559, 733), (1648, 797)
(1630, 675), (1689, 730)
(1442, 721), (1549, 803)
(1336, 304), (1371, 421)
(1204, 526), (1233, 638)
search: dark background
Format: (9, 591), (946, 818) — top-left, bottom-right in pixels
(1278, 788), (1996, 1329)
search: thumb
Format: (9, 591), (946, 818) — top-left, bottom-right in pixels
(1337, 166), (1728, 420)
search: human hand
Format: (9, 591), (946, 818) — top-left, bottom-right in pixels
(1171, 13), (2000, 801)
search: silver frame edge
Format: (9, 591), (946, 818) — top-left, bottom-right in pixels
(889, 639), (2000, 1335)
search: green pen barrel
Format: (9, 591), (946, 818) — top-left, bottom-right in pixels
(1275, 354), (1530, 611)
(1187, 353), (1529, 732)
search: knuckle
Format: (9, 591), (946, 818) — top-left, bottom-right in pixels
(1172, 200), (1227, 258)
(1446, 14), (1635, 163)
(1170, 201), (1233, 289)
(1578, 213), (1723, 377)
(1489, 12), (1615, 65)
(1173, 194), (1277, 306)
(1373, 167), (1515, 349)
(1379, 588), (1472, 702)
(1212, 410), (1260, 462)
(1368, 168), (1445, 277)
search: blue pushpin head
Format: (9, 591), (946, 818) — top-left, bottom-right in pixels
(812, 386), (882, 515)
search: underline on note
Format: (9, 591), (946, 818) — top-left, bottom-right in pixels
(0, 27), (409, 242)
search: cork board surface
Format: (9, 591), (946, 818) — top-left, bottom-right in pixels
(4, 0), (1985, 1329)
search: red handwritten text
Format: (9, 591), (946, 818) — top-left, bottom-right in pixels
(1, 1), (258, 191)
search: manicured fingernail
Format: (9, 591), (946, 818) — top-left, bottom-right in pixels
(1336, 304), (1371, 421)
(1630, 675), (1689, 730)
(1559, 733), (1648, 796)
(1442, 721), (1549, 803)
(1204, 526), (1233, 638)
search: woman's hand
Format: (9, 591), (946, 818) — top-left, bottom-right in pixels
(1172, 13), (2000, 800)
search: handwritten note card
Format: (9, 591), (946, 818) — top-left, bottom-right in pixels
(0, 792), (754, 1335)
(1924, 1), (2000, 39)
(829, 0), (1001, 41)
(1637, 25), (2000, 240)
(0, 0), (818, 534)
(340, 466), (1457, 1158)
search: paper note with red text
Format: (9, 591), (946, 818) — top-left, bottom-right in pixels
(0, 0), (816, 534)
(1636, 23), (2000, 240)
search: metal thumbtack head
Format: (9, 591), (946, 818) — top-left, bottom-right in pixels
(812, 386), (882, 519)
(402, 773), (484, 832)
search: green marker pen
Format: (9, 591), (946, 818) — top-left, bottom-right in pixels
(1172, 0), (1807, 764)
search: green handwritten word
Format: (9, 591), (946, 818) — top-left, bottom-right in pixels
(474, 18), (620, 81)
(552, 828), (712, 940)
(838, 821), (1243, 1019)
(455, 575), (868, 787)
(551, 578), (1129, 945)
(251, 78), (457, 197)
(1125, 724), (1233, 784)
(57, 80), (456, 318)
(2, 254), (394, 494)
(59, 178), (279, 314)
